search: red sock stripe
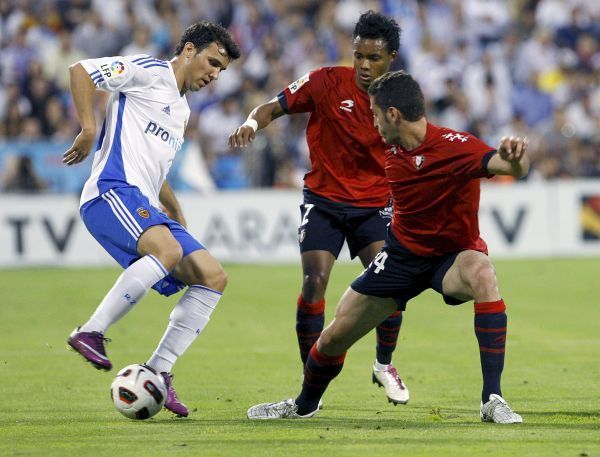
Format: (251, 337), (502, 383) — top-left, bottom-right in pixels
(474, 299), (506, 314)
(309, 345), (346, 366)
(474, 326), (507, 333)
(479, 346), (506, 354)
(297, 294), (325, 315)
(390, 311), (402, 318)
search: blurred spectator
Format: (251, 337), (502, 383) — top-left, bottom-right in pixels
(120, 24), (160, 57)
(0, 0), (599, 192)
(2, 154), (47, 192)
(43, 29), (86, 92)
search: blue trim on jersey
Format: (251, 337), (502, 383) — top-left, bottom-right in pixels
(133, 57), (166, 67)
(143, 63), (169, 69)
(95, 119), (106, 152)
(132, 55), (152, 63)
(90, 70), (100, 77)
(190, 284), (223, 296)
(98, 93), (127, 193)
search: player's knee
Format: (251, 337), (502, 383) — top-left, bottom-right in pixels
(469, 263), (498, 296)
(197, 263), (228, 293)
(318, 326), (350, 354)
(302, 271), (329, 297)
(157, 243), (184, 271)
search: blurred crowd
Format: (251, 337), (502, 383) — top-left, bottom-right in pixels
(1, 0), (599, 192)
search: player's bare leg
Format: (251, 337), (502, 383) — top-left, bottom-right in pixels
(358, 241), (409, 405)
(144, 246), (227, 417)
(442, 250), (522, 423)
(248, 289), (397, 419)
(296, 250), (336, 364)
(68, 225), (180, 371)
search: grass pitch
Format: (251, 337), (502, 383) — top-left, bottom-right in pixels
(0, 258), (598, 456)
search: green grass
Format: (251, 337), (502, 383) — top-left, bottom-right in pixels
(0, 259), (599, 456)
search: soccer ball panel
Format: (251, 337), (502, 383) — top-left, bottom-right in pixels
(110, 364), (167, 420)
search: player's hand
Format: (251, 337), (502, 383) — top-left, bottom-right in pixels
(63, 129), (96, 166)
(228, 125), (256, 149)
(498, 136), (528, 163)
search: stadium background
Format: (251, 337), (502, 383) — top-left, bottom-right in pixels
(0, 2), (599, 456)
(0, 0), (599, 265)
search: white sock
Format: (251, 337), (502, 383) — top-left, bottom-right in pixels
(80, 255), (168, 333)
(374, 360), (390, 371)
(146, 285), (222, 373)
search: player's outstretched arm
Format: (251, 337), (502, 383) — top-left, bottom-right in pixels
(486, 136), (530, 178)
(63, 63), (97, 166)
(228, 97), (285, 148)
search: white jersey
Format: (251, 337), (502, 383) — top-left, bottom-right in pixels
(79, 55), (190, 209)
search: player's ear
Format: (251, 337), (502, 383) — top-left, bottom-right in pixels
(388, 106), (402, 123)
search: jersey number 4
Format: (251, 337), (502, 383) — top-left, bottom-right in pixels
(372, 251), (388, 274)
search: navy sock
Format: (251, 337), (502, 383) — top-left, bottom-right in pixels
(296, 295), (325, 365)
(474, 300), (507, 403)
(296, 345), (346, 415)
(375, 311), (402, 364)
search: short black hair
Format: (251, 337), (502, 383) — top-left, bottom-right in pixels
(368, 70), (425, 122)
(175, 21), (240, 60)
(353, 10), (401, 53)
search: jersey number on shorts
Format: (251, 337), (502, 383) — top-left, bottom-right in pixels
(300, 204), (315, 227)
(372, 251), (389, 274)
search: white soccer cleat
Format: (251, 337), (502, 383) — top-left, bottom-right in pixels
(372, 363), (410, 405)
(480, 394), (523, 424)
(247, 398), (319, 420)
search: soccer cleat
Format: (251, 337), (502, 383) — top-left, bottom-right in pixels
(161, 372), (189, 417)
(67, 327), (112, 371)
(247, 398), (319, 420)
(372, 363), (410, 405)
(480, 394), (523, 424)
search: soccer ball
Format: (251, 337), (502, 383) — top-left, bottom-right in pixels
(110, 364), (167, 420)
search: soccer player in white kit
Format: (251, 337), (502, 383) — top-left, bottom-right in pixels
(64, 22), (240, 417)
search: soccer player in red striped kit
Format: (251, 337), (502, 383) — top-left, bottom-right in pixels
(246, 70), (526, 423)
(229, 11), (408, 405)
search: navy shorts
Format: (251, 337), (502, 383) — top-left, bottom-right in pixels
(298, 189), (392, 259)
(80, 186), (205, 296)
(351, 230), (465, 310)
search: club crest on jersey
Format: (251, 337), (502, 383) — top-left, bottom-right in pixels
(339, 99), (354, 112)
(413, 155), (425, 170)
(288, 73), (309, 94)
(137, 207), (150, 218)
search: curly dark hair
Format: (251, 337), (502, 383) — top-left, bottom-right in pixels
(174, 21), (240, 60)
(368, 71), (425, 121)
(353, 10), (401, 53)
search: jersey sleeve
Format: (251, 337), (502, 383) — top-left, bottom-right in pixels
(448, 133), (496, 179)
(276, 68), (326, 114)
(79, 56), (155, 93)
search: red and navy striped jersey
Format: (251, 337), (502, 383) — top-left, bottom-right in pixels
(278, 66), (389, 207)
(386, 123), (495, 257)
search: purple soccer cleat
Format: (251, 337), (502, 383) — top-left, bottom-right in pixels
(161, 372), (189, 417)
(67, 327), (112, 371)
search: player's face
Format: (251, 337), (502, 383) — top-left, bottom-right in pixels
(352, 37), (396, 91)
(185, 42), (231, 92)
(370, 96), (398, 145)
